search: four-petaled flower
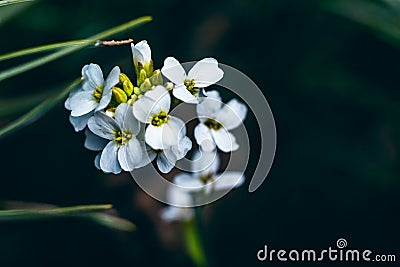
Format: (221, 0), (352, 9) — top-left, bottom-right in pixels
(194, 90), (247, 152)
(161, 150), (245, 222)
(161, 57), (224, 104)
(132, 85), (186, 150)
(65, 63), (120, 131)
(88, 103), (145, 174)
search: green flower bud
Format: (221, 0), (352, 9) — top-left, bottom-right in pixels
(150, 69), (163, 86)
(137, 69), (147, 86)
(112, 87), (128, 104)
(134, 86), (141, 95)
(140, 78), (152, 93)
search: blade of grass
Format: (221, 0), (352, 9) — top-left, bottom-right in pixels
(0, 16), (152, 83)
(0, 90), (55, 117)
(0, 78), (81, 139)
(88, 213), (136, 231)
(0, 0), (33, 7)
(0, 203), (136, 231)
(0, 204), (112, 217)
(0, 40), (90, 62)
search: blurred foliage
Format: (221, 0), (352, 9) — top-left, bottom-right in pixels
(0, 0), (399, 266)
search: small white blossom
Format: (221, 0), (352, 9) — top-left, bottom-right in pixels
(132, 85), (186, 150)
(161, 150), (244, 222)
(72, 64), (120, 116)
(161, 57), (223, 104)
(88, 103), (146, 174)
(194, 90), (247, 152)
(131, 40), (152, 69)
(66, 64), (120, 131)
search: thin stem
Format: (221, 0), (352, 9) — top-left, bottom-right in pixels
(0, 16), (152, 83)
(0, 40), (90, 62)
(183, 207), (208, 267)
(0, 0), (33, 7)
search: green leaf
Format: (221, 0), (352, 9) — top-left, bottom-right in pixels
(0, 40), (90, 62)
(0, 16), (152, 83)
(0, 0), (33, 7)
(0, 78), (81, 139)
(0, 203), (136, 231)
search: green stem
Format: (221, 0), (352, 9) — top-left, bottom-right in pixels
(183, 208), (208, 267)
(0, 16), (152, 83)
(0, 40), (90, 62)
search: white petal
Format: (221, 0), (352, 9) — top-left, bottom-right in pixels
(172, 85), (199, 104)
(145, 116), (185, 150)
(100, 141), (121, 174)
(161, 206), (193, 222)
(188, 58), (224, 88)
(215, 98), (247, 130)
(69, 112), (92, 132)
(164, 116), (186, 146)
(132, 86), (171, 123)
(94, 153), (101, 170)
(64, 85), (83, 110)
(69, 91), (97, 117)
(88, 112), (118, 140)
(136, 146), (157, 168)
(132, 40), (151, 64)
(173, 136), (192, 159)
(157, 152), (176, 173)
(132, 94), (156, 123)
(166, 183), (193, 206)
(84, 128), (108, 151)
(96, 66), (120, 111)
(161, 57), (187, 85)
(174, 173), (203, 191)
(214, 171), (245, 191)
(118, 138), (144, 171)
(86, 63), (104, 88)
(114, 103), (140, 135)
(196, 90), (222, 120)
(211, 128), (239, 152)
(194, 124), (216, 151)
(191, 149), (220, 175)
(143, 85), (171, 111)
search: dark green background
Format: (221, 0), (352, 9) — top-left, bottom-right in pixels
(0, 0), (399, 266)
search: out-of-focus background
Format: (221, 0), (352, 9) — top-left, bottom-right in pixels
(0, 0), (399, 266)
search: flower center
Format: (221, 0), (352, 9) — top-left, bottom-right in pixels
(199, 173), (214, 184)
(204, 118), (222, 130)
(114, 130), (133, 146)
(151, 110), (169, 127)
(92, 86), (104, 103)
(184, 78), (200, 97)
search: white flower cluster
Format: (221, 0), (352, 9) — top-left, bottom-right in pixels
(65, 40), (247, 220)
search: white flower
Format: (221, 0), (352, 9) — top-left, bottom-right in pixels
(194, 90), (247, 152)
(87, 103), (146, 174)
(131, 40), (152, 69)
(161, 150), (245, 222)
(161, 57), (224, 104)
(132, 85), (186, 150)
(66, 63), (120, 124)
